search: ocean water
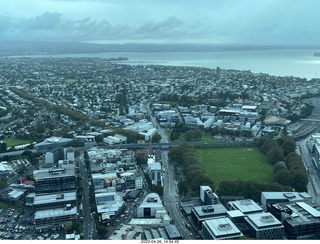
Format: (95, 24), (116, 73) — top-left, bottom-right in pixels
(10, 49), (320, 80)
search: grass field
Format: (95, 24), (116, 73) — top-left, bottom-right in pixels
(196, 147), (273, 187)
(3, 138), (32, 147)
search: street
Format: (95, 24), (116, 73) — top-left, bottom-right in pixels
(78, 152), (96, 239)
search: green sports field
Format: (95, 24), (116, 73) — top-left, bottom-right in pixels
(3, 138), (32, 147)
(196, 147), (274, 187)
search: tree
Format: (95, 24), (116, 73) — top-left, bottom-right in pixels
(260, 139), (279, 154)
(97, 225), (107, 237)
(136, 157), (147, 165)
(151, 133), (161, 143)
(194, 129), (202, 140)
(282, 136), (296, 156)
(95, 135), (104, 143)
(0, 142), (6, 153)
(274, 166), (291, 186)
(152, 185), (164, 197)
(290, 170), (308, 192)
(18, 164), (27, 174)
(185, 130), (195, 141)
(72, 222), (82, 233)
(266, 146), (284, 164)
(64, 221), (73, 232)
(170, 131), (180, 141)
(168, 146), (184, 164)
(0, 178), (7, 189)
(178, 181), (189, 195)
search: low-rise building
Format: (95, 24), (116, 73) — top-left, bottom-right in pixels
(34, 205), (77, 231)
(191, 204), (228, 230)
(228, 199), (263, 215)
(202, 217), (243, 240)
(244, 212), (284, 240)
(26, 191), (77, 210)
(268, 201), (320, 239)
(137, 193), (165, 218)
(261, 192), (312, 209)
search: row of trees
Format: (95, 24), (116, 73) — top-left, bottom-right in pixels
(217, 179), (292, 202)
(168, 143), (215, 196)
(10, 86), (89, 124)
(259, 137), (308, 192)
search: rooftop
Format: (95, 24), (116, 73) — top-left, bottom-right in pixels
(203, 217), (242, 238)
(261, 192), (311, 204)
(229, 199), (263, 214)
(33, 167), (75, 180)
(193, 204), (227, 218)
(35, 206), (77, 219)
(33, 191), (76, 205)
(246, 212), (282, 229)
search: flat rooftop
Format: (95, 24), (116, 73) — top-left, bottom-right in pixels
(33, 191), (76, 205)
(35, 206), (77, 219)
(229, 199), (263, 214)
(193, 204), (227, 218)
(261, 192), (311, 203)
(34, 167), (75, 180)
(246, 212), (282, 229)
(203, 217), (242, 238)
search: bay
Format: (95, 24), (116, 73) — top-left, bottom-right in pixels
(9, 49), (320, 80)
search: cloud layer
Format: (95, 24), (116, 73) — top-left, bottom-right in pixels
(1, 0), (320, 45)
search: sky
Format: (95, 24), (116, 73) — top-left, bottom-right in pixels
(1, 0), (320, 45)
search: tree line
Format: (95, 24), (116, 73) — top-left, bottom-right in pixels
(217, 179), (291, 202)
(259, 136), (308, 192)
(168, 143), (215, 196)
(10, 86), (89, 124)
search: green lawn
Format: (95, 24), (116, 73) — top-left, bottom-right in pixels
(196, 147), (273, 187)
(3, 138), (32, 147)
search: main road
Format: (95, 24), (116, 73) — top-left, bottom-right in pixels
(145, 102), (196, 239)
(78, 152), (97, 239)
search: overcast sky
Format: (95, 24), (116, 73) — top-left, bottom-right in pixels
(1, 0), (319, 45)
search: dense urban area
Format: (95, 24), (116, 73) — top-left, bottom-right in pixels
(1, 57), (320, 240)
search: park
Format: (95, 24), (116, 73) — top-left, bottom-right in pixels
(196, 147), (274, 188)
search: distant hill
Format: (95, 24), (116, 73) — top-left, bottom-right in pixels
(1, 41), (320, 56)
(314, 52), (320, 57)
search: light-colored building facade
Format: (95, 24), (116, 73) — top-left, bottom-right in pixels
(202, 217), (243, 240)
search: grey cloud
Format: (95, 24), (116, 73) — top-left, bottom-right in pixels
(33, 12), (62, 29)
(0, 13), (192, 42)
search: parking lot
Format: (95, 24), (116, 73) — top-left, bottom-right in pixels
(0, 203), (65, 240)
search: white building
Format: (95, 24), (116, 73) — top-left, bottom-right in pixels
(0, 161), (12, 175)
(202, 217), (243, 240)
(137, 193), (166, 218)
(135, 176), (143, 190)
(103, 134), (127, 145)
(146, 155), (162, 186)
